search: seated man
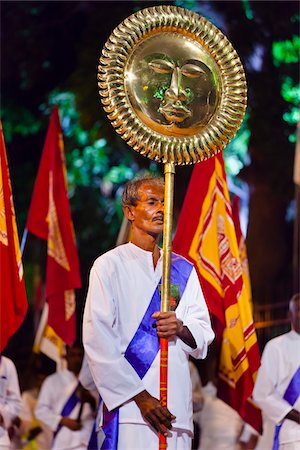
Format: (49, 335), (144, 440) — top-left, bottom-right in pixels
(35, 342), (96, 450)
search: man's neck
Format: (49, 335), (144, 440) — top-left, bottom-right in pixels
(130, 235), (161, 268)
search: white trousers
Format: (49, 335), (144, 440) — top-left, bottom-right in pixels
(117, 424), (192, 450)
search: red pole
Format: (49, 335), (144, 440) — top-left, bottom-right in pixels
(159, 337), (168, 449)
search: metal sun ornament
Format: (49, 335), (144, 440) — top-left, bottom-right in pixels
(98, 5), (247, 166)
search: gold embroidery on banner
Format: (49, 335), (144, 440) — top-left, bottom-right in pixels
(0, 183), (8, 246)
(64, 289), (75, 321)
(217, 215), (242, 285)
(0, 148), (24, 280)
(11, 193), (24, 281)
(47, 172), (70, 271)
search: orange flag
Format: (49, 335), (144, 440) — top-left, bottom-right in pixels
(173, 152), (262, 432)
(26, 107), (81, 345)
(0, 123), (28, 351)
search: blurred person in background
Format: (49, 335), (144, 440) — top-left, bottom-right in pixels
(35, 342), (96, 450)
(0, 353), (22, 449)
(15, 354), (53, 449)
(253, 293), (300, 450)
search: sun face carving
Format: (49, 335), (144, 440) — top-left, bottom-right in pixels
(98, 5), (247, 165)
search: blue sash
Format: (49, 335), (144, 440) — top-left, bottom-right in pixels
(89, 253), (193, 450)
(53, 382), (80, 443)
(272, 366), (300, 450)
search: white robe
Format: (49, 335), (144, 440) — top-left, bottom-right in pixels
(253, 330), (300, 445)
(198, 381), (244, 450)
(82, 242), (214, 434)
(0, 356), (22, 449)
(35, 369), (94, 450)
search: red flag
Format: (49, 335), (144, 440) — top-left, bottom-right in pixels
(173, 152), (262, 432)
(26, 107), (81, 345)
(0, 123), (28, 351)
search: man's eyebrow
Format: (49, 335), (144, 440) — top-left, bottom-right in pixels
(145, 196), (164, 201)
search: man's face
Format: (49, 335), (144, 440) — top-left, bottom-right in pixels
(66, 346), (84, 375)
(129, 182), (164, 238)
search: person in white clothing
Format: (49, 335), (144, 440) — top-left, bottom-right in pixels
(16, 356), (53, 450)
(0, 355), (22, 450)
(35, 342), (96, 450)
(253, 293), (300, 450)
(83, 176), (215, 450)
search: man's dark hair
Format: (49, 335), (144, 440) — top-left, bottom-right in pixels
(122, 175), (164, 208)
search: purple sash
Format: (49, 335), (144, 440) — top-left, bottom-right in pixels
(272, 366), (300, 450)
(53, 383), (80, 443)
(124, 253), (193, 378)
(90, 254), (193, 450)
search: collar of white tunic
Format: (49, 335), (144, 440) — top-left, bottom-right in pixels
(288, 329), (300, 340)
(126, 242), (162, 274)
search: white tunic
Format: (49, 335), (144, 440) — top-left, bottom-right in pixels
(253, 330), (300, 445)
(35, 369), (94, 450)
(83, 242), (214, 433)
(198, 381), (244, 450)
(0, 356), (22, 448)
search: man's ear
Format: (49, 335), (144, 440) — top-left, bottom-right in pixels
(123, 205), (135, 222)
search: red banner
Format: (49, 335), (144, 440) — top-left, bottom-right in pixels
(26, 107), (81, 345)
(0, 123), (28, 351)
(173, 152), (261, 432)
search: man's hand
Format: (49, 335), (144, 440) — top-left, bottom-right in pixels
(77, 384), (97, 412)
(59, 417), (82, 431)
(151, 311), (180, 338)
(133, 390), (175, 436)
(152, 311), (196, 348)
(285, 409), (300, 425)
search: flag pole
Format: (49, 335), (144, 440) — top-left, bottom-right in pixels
(20, 227), (28, 256)
(159, 162), (175, 450)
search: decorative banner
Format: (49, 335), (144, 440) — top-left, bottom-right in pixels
(0, 122), (28, 351)
(173, 152), (262, 432)
(26, 106), (81, 345)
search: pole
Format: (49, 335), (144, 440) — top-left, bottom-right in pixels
(20, 227), (28, 256)
(159, 162), (175, 450)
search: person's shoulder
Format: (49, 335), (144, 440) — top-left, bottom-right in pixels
(41, 370), (62, 386)
(92, 244), (128, 270)
(264, 331), (291, 350)
(0, 355), (17, 371)
(171, 251), (194, 268)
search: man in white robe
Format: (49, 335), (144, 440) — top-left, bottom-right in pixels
(83, 176), (214, 450)
(0, 355), (22, 450)
(253, 293), (300, 450)
(35, 343), (96, 450)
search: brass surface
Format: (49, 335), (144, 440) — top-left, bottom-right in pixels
(161, 163), (175, 313)
(98, 5), (247, 165)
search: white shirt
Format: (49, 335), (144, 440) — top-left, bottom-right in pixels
(198, 381), (244, 449)
(253, 330), (300, 445)
(0, 356), (22, 447)
(35, 369), (94, 450)
(83, 242), (214, 433)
